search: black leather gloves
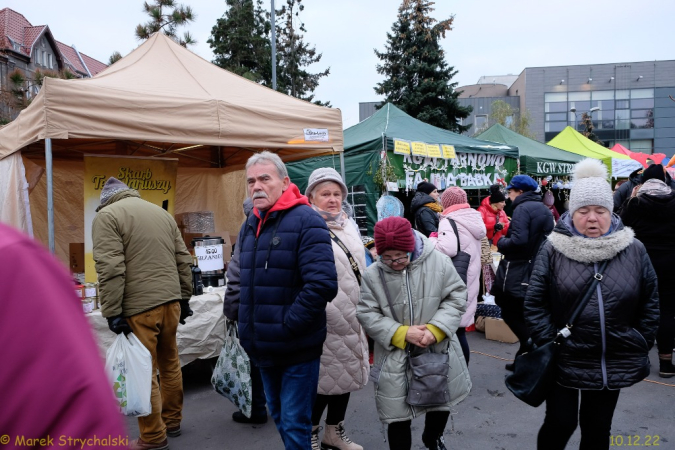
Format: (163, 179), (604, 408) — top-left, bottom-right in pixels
(179, 299), (194, 325)
(494, 222), (504, 233)
(107, 315), (132, 335)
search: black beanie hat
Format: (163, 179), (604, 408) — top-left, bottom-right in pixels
(641, 164), (666, 183)
(416, 181), (437, 195)
(488, 184), (506, 204)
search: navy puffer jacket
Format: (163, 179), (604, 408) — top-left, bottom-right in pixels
(525, 216), (659, 389)
(238, 185), (338, 367)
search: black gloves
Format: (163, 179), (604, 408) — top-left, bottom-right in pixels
(179, 299), (194, 325)
(494, 222), (504, 233)
(107, 315), (132, 335)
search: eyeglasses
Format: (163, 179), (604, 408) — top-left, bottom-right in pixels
(380, 254), (410, 266)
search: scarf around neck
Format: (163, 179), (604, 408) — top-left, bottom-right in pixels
(638, 179), (672, 197)
(312, 204), (347, 227)
(424, 202), (443, 213)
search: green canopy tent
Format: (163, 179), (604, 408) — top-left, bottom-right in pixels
(547, 127), (642, 178)
(477, 124), (583, 176)
(288, 103), (519, 234)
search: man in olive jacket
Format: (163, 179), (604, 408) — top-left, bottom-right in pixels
(93, 177), (192, 450)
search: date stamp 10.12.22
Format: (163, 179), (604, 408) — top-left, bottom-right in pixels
(610, 435), (660, 447)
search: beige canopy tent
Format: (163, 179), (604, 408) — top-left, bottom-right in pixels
(0, 33), (344, 259)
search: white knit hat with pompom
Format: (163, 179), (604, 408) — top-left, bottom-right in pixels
(568, 158), (614, 215)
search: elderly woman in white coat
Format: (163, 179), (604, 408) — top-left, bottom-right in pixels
(357, 217), (471, 450)
(434, 187), (486, 364)
(305, 168), (369, 450)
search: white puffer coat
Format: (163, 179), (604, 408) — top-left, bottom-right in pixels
(318, 217), (370, 395)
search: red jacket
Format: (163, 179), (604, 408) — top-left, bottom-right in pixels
(0, 224), (127, 448)
(478, 196), (510, 246)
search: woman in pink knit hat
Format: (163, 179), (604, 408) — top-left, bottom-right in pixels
(435, 187), (487, 364)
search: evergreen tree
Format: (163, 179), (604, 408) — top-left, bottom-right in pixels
(275, 0), (330, 105)
(374, 0), (470, 132)
(136, 0), (196, 47)
(208, 0), (272, 84)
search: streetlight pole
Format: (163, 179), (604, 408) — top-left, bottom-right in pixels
(570, 106), (600, 130)
(271, 0), (277, 90)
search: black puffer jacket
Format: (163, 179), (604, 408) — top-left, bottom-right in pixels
(613, 168), (675, 212)
(620, 187), (675, 294)
(497, 191), (554, 261)
(525, 215), (659, 389)
(410, 191), (440, 237)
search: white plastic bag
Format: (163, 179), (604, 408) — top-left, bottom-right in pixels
(211, 322), (252, 418)
(482, 293), (496, 305)
(105, 333), (153, 417)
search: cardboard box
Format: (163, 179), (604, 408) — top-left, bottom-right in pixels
(484, 317), (519, 343)
(69, 243), (85, 273)
(182, 232), (208, 252)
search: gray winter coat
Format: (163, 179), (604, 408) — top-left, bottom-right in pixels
(525, 215), (659, 389)
(357, 232), (472, 424)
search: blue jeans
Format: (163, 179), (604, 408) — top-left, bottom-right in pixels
(259, 358), (320, 450)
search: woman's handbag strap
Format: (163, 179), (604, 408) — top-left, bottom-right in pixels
(559, 260), (609, 339)
(446, 218), (462, 252)
(378, 267), (400, 323)
(328, 229), (362, 286)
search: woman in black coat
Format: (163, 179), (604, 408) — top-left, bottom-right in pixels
(525, 159), (659, 450)
(493, 175), (553, 368)
(410, 181), (441, 237)
(619, 163), (675, 378)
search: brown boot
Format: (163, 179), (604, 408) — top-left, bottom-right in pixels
(321, 421), (363, 450)
(128, 438), (169, 450)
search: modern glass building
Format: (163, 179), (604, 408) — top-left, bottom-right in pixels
(457, 60), (675, 155)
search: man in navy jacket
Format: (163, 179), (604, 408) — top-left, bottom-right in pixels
(238, 151), (338, 450)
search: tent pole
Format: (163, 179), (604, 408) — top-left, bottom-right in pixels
(339, 151), (346, 183)
(45, 138), (55, 254)
(271, 0), (277, 90)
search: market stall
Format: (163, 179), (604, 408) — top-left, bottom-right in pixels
(610, 143), (666, 168)
(87, 288), (226, 366)
(476, 124), (583, 177)
(0, 32), (344, 262)
(547, 127), (642, 178)
(288, 104), (519, 233)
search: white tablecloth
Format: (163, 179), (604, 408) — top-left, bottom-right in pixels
(86, 287), (227, 367)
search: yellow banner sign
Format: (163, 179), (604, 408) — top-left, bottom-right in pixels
(393, 139), (411, 155)
(426, 144), (442, 158)
(83, 155), (178, 282)
(442, 144), (457, 159)
(411, 142), (428, 157)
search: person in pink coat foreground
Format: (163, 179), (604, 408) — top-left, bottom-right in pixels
(433, 187), (486, 364)
(0, 223), (127, 449)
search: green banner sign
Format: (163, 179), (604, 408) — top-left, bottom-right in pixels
(388, 151), (518, 190)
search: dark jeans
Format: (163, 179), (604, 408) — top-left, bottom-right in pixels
(538, 384), (620, 450)
(456, 327), (470, 365)
(387, 411), (450, 450)
(312, 392), (350, 426)
(250, 361), (267, 417)
(259, 358), (320, 450)
(497, 293), (531, 353)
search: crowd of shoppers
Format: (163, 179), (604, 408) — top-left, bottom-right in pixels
(10, 151), (670, 450)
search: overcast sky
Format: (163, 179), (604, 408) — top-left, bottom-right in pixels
(10, 0), (674, 127)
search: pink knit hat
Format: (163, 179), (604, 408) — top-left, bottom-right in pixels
(441, 187), (467, 209)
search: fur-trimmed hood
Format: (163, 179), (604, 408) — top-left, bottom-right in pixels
(547, 213), (634, 263)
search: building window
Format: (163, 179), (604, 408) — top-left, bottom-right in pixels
(474, 115), (488, 132)
(48, 54), (53, 69)
(505, 116), (513, 128)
